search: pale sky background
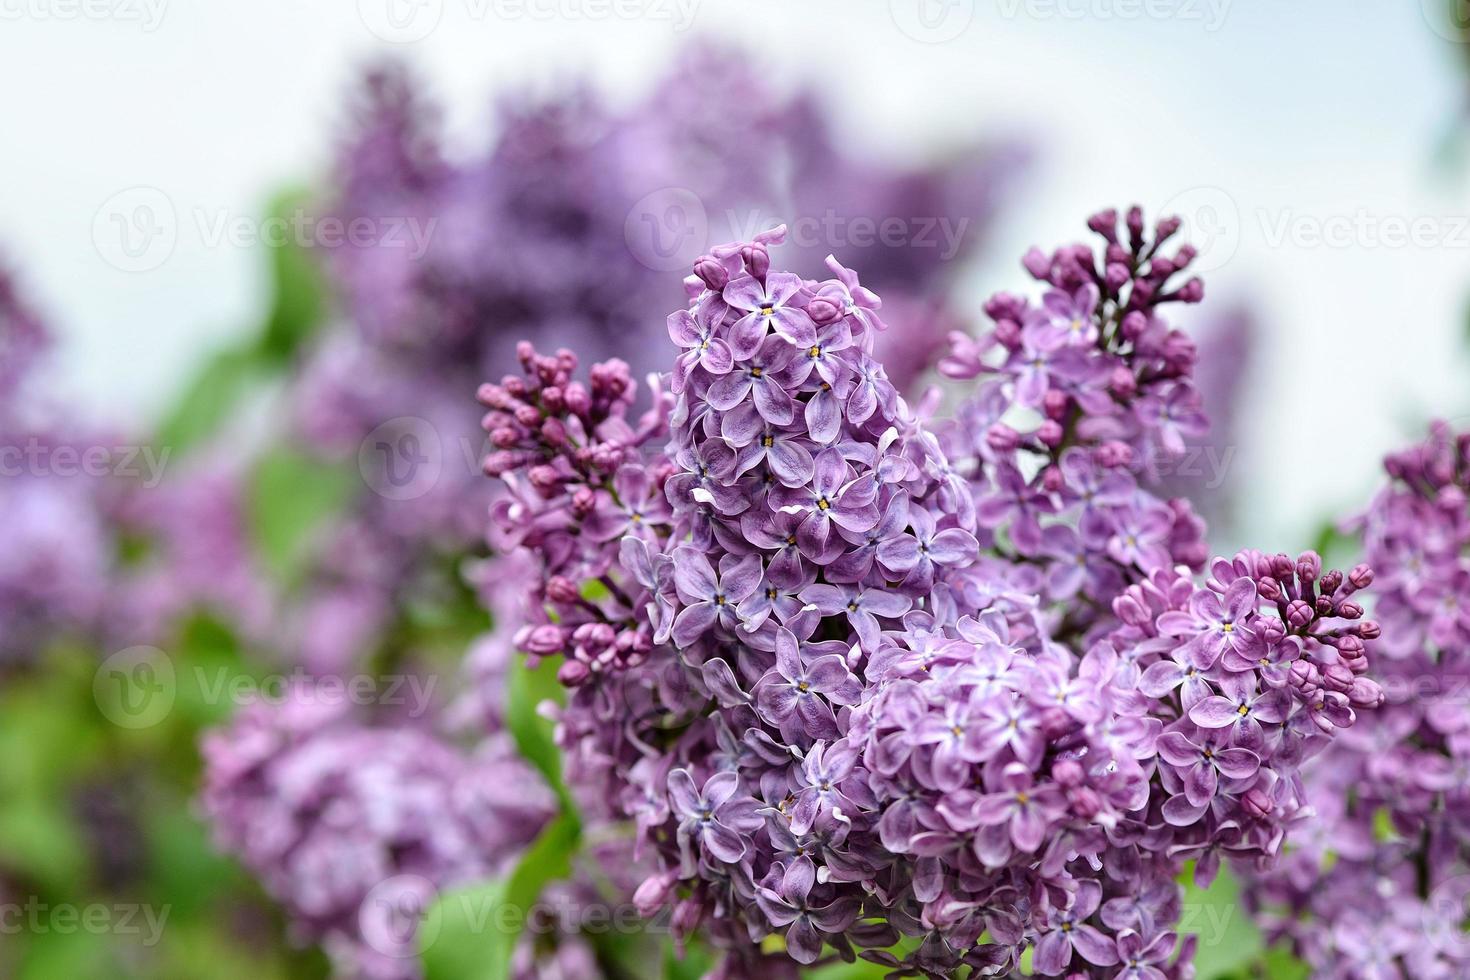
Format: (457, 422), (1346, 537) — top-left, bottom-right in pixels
(2, 0), (1469, 546)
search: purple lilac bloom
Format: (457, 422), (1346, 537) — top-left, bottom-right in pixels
(201, 686), (554, 980)
(1239, 421), (1470, 980)
(477, 212), (1386, 978)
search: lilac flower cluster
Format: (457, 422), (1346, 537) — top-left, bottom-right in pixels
(280, 47), (1018, 677)
(0, 265), (115, 667)
(201, 686), (555, 980)
(1240, 421), (1470, 978)
(479, 212), (1387, 977)
(937, 205), (1215, 627)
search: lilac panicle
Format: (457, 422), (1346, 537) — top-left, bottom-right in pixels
(1240, 421), (1470, 979)
(479, 210), (1386, 979)
(201, 686), (555, 980)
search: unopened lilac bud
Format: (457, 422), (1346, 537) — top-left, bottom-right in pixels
(1349, 678), (1385, 708)
(671, 897), (704, 938)
(1286, 599), (1314, 630)
(693, 255), (729, 291)
(571, 486), (596, 518)
(1349, 564), (1374, 589)
(633, 872), (677, 916)
(1243, 788), (1274, 819)
(1022, 246), (1052, 280)
(1319, 569), (1343, 595)
(1175, 277), (1204, 303)
(1120, 311), (1148, 341)
(1270, 553), (1295, 580)
(516, 624), (566, 655)
(1335, 634), (1365, 658)
(807, 296), (843, 326)
(1096, 441), (1133, 468)
(540, 417), (567, 447)
(1322, 664), (1355, 694)
(528, 465), (560, 492)
(1052, 760), (1084, 787)
(1043, 388), (1069, 420)
(557, 659), (590, 686)
(1109, 366), (1138, 399)
(546, 576), (581, 605)
(986, 423), (1022, 454)
(741, 244), (769, 280)
(515, 404), (542, 427)
(492, 426), (520, 449)
(563, 383), (591, 417)
(1296, 551), (1321, 584)
(1314, 596), (1333, 618)
(1041, 465), (1065, 494)
(1258, 617), (1285, 645)
(1087, 209), (1118, 238)
(1104, 263), (1130, 291)
(1038, 420), (1064, 448)
(994, 318), (1022, 349)
(1255, 577), (1281, 602)
(1358, 620), (1381, 640)
(1337, 601), (1363, 620)
(1068, 787), (1103, 820)
(1288, 660), (1318, 689)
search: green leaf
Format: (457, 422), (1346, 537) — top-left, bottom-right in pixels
(246, 449), (356, 586)
(420, 814), (581, 980)
(1179, 864), (1263, 980)
(254, 189), (330, 365)
(663, 941), (715, 980)
(506, 656), (570, 808)
(804, 960), (892, 979)
(154, 345), (262, 456)
(1261, 945), (1311, 980)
